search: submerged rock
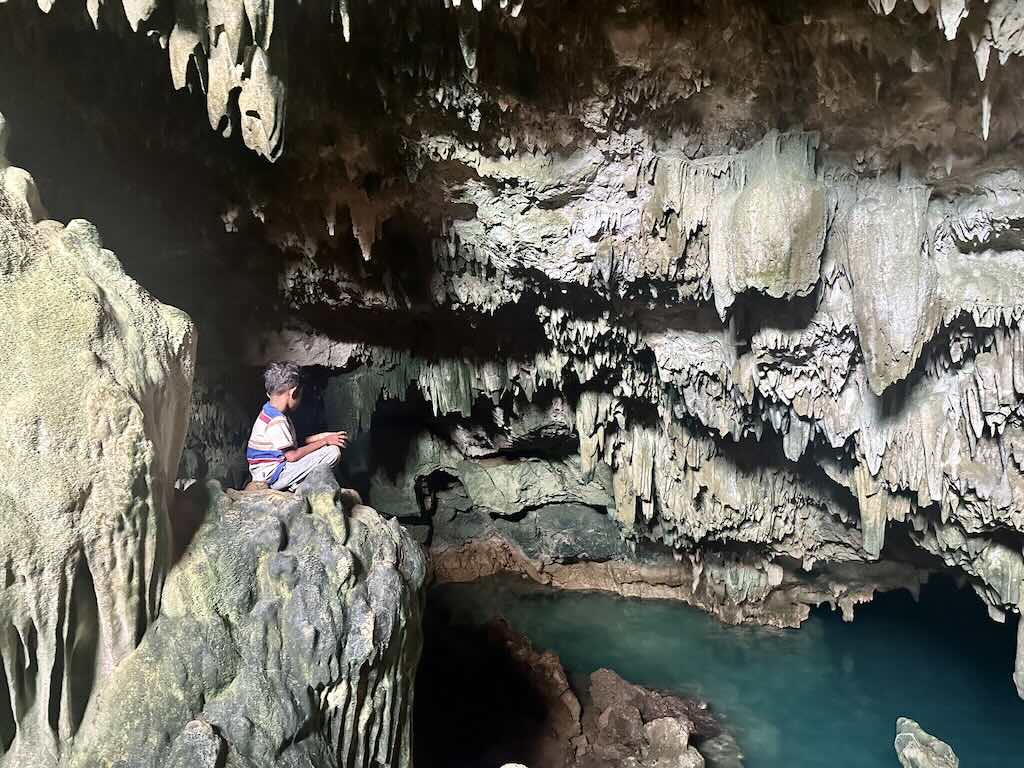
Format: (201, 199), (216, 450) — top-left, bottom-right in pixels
(69, 468), (426, 767)
(894, 718), (959, 768)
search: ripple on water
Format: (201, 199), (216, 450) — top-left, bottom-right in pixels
(429, 574), (1024, 768)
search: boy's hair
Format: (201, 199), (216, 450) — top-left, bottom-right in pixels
(264, 361), (302, 396)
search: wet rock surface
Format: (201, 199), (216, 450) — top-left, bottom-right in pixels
(579, 668), (727, 768)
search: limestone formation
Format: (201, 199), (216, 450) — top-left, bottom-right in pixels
(101, 0), (1023, 686)
(69, 469), (426, 768)
(0, 114), (195, 766)
(894, 718), (959, 768)
(4, 0), (1024, 718)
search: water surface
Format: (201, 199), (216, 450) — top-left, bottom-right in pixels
(430, 575), (1024, 767)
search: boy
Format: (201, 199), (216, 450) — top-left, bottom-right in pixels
(246, 361), (347, 491)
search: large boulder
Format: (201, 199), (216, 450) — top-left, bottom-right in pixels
(0, 113), (195, 765)
(69, 469), (426, 767)
(894, 718), (959, 768)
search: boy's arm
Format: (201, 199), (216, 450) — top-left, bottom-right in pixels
(284, 432), (347, 462)
(304, 431), (348, 445)
(283, 441), (325, 462)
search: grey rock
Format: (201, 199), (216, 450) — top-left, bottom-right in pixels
(0, 123), (195, 766)
(68, 469), (426, 768)
(894, 718), (959, 768)
(596, 704), (644, 748)
(642, 717), (691, 763)
(1015, 616), (1024, 699)
(167, 720), (225, 768)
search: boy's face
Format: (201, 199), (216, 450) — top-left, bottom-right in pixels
(286, 386), (302, 410)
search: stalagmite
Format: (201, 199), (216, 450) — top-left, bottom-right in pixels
(68, 474), (425, 768)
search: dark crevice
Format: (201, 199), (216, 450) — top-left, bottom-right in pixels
(67, 554), (100, 735)
(0, 645), (13, 753)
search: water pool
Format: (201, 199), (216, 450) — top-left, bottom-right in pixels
(428, 575), (1024, 767)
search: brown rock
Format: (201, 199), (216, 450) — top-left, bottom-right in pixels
(590, 668), (644, 712)
(597, 704), (644, 748)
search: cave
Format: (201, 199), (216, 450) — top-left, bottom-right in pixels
(1, 0), (1023, 766)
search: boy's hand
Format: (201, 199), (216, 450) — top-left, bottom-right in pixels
(307, 431), (349, 447)
(323, 431), (348, 448)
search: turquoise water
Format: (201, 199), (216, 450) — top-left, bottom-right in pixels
(430, 575), (1024, 767)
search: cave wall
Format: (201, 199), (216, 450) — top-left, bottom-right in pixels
(2, 0), (1024, 694)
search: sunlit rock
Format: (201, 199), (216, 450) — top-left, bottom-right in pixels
(894, 718), (959, 768)
(0, 114), (195, 765)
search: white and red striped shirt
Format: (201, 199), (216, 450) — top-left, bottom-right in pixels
(246, 402), (297, 484)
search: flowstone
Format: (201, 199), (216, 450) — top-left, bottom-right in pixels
(0, 113), (195, 766)
(69, 468), (426, 768)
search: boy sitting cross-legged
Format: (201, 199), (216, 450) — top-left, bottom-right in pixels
(246, 361), (347, 491)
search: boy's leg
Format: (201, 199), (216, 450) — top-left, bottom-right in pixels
(270, 445), (341, 491)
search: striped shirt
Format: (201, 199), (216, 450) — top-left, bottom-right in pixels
(246, 403), (297, 484)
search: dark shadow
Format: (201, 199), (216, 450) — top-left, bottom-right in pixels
(170, 484), (215, 566)
(414, 603), (553, 768)
(812, 572), (1018, 663)
(67, 555), (100, 734)
(0, 643), (13, 751)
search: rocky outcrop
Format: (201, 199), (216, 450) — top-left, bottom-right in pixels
(69, 470), (426, 768)
(894, 718), (959, 768)
(578, 668), (725, 768)
(0, 113), (195, 766)
(430, 536), (930, 630)
(416, 614), (733, 768)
